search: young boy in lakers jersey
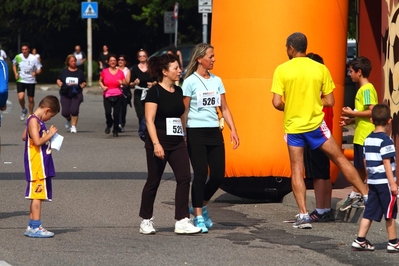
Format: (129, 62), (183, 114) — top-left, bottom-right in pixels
(22, 95), (60, 238)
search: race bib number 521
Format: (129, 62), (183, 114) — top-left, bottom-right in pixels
(166, 118), (183, 136)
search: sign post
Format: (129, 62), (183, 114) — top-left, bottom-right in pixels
(81, 1), (98, 87)
(198, 0), (212, 43)
(174, 2), (179, 47)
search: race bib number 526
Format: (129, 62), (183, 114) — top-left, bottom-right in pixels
(196, 91), (221, 108)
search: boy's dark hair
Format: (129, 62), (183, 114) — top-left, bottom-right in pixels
(38, 95), (60, 113)
(306, 53), (324, 64)
(286, 32), (307, 53)
(348, 56), (372, 78)
(371, 103), (391, 126)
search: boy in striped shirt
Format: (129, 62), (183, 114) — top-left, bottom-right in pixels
(351, 103), (398, 252)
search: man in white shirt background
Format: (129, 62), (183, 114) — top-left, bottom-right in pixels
(12, 42), (42, 120)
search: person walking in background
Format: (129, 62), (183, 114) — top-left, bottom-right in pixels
(31, 48), (41, 63)
(339, 56), (378, 211)
(167, 44), (183, 86)
(182, 43), (240, 233)
(13, 42), (42, 121)
(117, 54), (132, 132)
(271, 32), (368, 229)
(139, 53), (201, 235)
(22, 95), (60, 238)
(167, 44), (183, 70)
(130, 49), (157, 126)
(304, 53), (334, 222)
(0, 44), (8, 62)
(99, 54), (128, 137)
(56, 54), (86, 133)
(0, 58), (8, 112)
(98, 45), (110, 75)
(73, 45), (86, 73)
(351, 103), (399, 252)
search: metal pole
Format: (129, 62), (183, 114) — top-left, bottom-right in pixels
(87, 0), (92, 87)
(174, 2), (178, 47)
(202, 13), (208, 43)
(87, 18), (92, 87)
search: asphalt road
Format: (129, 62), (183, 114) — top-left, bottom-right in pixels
(0, 88), (397, 266)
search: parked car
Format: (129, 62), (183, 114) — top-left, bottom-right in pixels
(346, 39), (356, 63)
(149, 44), (194, 79)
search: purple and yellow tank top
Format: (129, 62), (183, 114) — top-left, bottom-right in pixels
(24, 114), (55, 181)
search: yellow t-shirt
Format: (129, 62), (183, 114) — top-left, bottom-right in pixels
(271, 57), (335, 133)
(353, 83), (378, 145)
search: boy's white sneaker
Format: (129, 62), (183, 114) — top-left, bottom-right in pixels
(28, 226), (54, 238)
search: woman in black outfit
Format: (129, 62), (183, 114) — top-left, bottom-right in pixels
(130, 49), (156, 125)
(138, 54), (201, 235)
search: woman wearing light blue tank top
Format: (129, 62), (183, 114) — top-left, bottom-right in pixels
(182, 43), (240, 233)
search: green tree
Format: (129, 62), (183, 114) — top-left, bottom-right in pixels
(348, 0), (357, 39)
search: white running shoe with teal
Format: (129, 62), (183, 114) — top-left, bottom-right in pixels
(193, 215), (208, 233)
(189, 206), (213, 228)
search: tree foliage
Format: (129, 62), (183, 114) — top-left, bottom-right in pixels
(348, 0), (357, 39)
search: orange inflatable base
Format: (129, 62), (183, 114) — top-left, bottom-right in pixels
(221, 177), (292, 202)
(343, 149), (354, 161)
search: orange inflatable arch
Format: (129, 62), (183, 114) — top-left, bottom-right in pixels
(211, 1), (349, 200)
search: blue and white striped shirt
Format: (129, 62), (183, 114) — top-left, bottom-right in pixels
(363, 132), (396, 184)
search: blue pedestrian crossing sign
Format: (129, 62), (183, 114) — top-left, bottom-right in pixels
(82, 2), (98, 19)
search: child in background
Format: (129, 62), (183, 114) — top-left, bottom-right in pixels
(351, 104), (398, 252)
(22, 95), (60, 238)
(340, 56), (378, 210)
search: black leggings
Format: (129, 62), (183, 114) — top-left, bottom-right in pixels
(139, 146), (191, 220)
(60, 93), (83, 118)
(188, 142), (225, 207)
(133, 90), (144, 124)
(103, 96), (121, 132)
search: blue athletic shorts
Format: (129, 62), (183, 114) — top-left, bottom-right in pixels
(363, 183), (397, 222)
(285, 121), (331, 150)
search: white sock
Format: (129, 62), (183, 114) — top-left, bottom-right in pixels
(349, 191), (361, 198)
(299, 213), (309, 219)
(315, 208), (324, 214)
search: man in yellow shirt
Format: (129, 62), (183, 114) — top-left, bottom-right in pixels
(271, 32), (367, 229)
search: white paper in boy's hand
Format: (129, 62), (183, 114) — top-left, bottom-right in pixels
(51, 133), (64, 151)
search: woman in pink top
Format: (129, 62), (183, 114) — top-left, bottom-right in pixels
(99, 54), (128, 137)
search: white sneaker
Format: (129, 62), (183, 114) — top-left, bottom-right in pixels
(65, 120), (71, 129)
(70, 126), (77, 133)
(175, 217), (202, 234)
(20, 108), (28, 121)
(28, 226), (54, 238)
(24, 226), (33, 236)
(140, 218), (156, 235)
